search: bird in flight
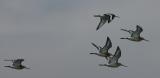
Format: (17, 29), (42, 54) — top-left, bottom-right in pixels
(90, 36), (113, 60)
(120, 25), (149, 42)
(99, 46), (127, 68)
(94, 13), (119, 31)
(4, 58), (30, 70)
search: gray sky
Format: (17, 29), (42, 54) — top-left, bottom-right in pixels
(0, 0), (159, 78)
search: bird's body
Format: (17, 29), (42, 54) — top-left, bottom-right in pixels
(90, 37), (112, 60)
(120, 37), (145, 42)
(94, 13), (119, 30)
(4, 58), (30, 70)
(4, 65), (28, 70)
(99, 63), (124, 68)
(120, 25), (148, 42)
(99, 46), (127, 68)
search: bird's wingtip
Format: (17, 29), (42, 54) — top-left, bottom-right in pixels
(117, 46), (120, 49)
(107, 36), (109, 39)
(96, 28), (99, 31)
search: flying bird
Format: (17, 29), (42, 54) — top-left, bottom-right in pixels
(90, 37), (113, 60)
(94, 13), (119, 30)
(99, 46), (127, 68)
(120, 25), (149, 42)
(4, 58), (30, 70)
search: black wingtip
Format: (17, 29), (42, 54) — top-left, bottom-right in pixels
(107, 36), (109, 39)
(117, 46), (120, 49)
(116, 46), (121, 52)
(96, 27), (99, 31)
(107, 36), (111, 42)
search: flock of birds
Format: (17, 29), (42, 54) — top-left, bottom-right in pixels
(90, 13), (148, 68)
(0, 13), (149, 70)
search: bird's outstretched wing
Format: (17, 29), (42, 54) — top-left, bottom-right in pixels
(109, 46), (121, 64)
(96, 17), (107, 30)
(113, 46), (121, 60)
(136, 25), (143, 34)
(131, 25), (143, 38)
(103, 37), (112, 50)
(13, 59), (24, 67)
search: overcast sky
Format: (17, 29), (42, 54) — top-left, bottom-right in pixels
(0, 0), (159, 78)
